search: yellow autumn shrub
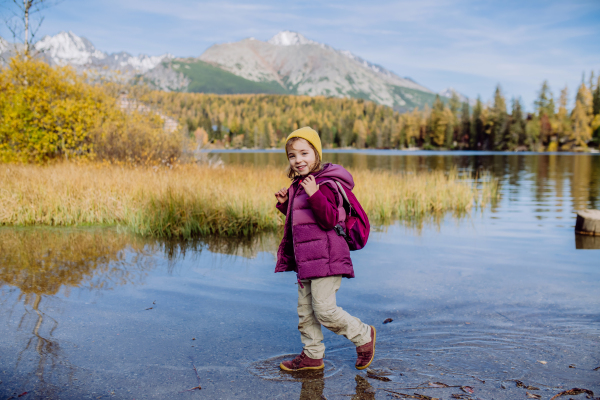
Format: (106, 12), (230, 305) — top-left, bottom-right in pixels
(0, 55), (183, 164)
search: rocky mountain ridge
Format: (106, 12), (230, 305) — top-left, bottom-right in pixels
(198, 31), (435, 109)
(1, 31), (173, 79)
(0, 30), (457, 111)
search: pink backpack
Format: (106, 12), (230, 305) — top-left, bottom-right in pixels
(331, 181), (370, 251)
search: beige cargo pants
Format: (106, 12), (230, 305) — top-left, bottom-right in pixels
(297, 275), (372, 359)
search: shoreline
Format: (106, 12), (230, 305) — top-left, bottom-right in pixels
(202, 148), (600, 155)
(0, 163), (499, 238)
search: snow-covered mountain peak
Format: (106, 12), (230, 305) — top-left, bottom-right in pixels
(0, 37), (10, 53)
(35, 31), (105, 65)
(27, 31), (172, 73)
(268, 31), (316, 46)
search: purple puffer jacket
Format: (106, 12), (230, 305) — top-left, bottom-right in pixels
(275, 163), (355, 280)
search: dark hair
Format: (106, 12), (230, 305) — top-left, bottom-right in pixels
(285, 137), (322, 179)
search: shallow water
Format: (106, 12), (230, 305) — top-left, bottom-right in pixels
(1, 152), (599, 399)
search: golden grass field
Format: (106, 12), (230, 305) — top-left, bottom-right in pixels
(0, 163), (498, 238)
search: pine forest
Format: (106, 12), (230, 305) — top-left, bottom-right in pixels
(135, 74), (600, 152)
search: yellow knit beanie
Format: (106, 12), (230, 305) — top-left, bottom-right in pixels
(285, 127), (322, 160)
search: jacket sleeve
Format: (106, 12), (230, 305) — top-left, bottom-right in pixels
(276, 199), (288, 215)
(307, 183), (340, 230)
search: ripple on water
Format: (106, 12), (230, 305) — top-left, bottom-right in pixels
(247, 354), (340, 382)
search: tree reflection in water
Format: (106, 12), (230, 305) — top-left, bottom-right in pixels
(0, 227), (283, 395)
(0, 227), (157, 395)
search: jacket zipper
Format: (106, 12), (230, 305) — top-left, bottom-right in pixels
(290, 178), (304, 288)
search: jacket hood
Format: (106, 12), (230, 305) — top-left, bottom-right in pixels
(312, 163), (354, 190)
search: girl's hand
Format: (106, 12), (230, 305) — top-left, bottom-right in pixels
(301, 175), (319, 197)
(275, 187), (289, 204)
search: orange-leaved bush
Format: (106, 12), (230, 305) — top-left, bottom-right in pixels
(0, 55), (183, 164)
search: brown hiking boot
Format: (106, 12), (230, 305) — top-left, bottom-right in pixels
(280, 351), (324, 371)
(355, 325), (376, 370)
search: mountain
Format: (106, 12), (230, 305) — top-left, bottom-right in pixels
(0, 31), (173, 80)
(197, 31), (436, 110)
(438, 87), (476, 106)
(0, 31), (446, 111)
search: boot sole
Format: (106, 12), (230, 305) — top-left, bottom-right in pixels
(279, 362), (325, 372)
(355, 325), (376, 370)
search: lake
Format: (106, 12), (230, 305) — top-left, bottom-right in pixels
(1, 151), (599, 400)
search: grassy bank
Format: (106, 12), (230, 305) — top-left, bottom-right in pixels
(0, 163), (498, 238)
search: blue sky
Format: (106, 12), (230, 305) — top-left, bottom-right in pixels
(2, 0), (599, 110)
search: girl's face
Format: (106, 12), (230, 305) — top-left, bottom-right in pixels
(287, 139), (316, 176)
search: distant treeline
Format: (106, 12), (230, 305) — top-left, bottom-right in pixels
(136, 74), (600, 151)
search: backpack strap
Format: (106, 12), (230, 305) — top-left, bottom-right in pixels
(317, 178), (347, 223)
(333, 180), (354, 216)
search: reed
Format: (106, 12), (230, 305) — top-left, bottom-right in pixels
(0, 163), (498, 237)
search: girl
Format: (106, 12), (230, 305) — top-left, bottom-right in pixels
(274, 126), (375, 371)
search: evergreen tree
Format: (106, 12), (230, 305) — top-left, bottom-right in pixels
(533, 81), (555, 146)
(555, 86), (573, 148)
(460, 101), (470, 148)
(593, 75), (600, 116)
(534, 80), (556, 118)
(590, 75), (600, 146)
(421, 104), (432, 147)
(471, 97), (483, 149)
(507, 98), (525, 150)
(449, 93), (461, 116)
(429, 95), (446, 146)
(490, 85), (508, 150)
(444, 109), (454, 149)
(525, 114), (539, 150)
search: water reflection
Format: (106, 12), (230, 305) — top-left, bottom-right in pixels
(0, 228), (154, 296)
(0, 227), (284, 398)
(0, 228), (281, 298)
(0, 228), (155, 396)
(575, 233), (600, 249)
(296, 373), (375, 400)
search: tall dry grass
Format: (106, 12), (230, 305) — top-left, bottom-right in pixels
(0, 163), (498, 238)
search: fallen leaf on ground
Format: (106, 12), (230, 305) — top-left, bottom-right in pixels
(379, 389), (438, 400)
(383, 318), (393, 324)
(412, 394), (437, 400)
(428, 382), (450, 388)
(537, 360), (547, 365)
(460, 386), (474, 394)
(549, 388), (595, 400)
(516, 381), (540, 390)
(367, 372), (391, 382)
(526, 392), (542, 399)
